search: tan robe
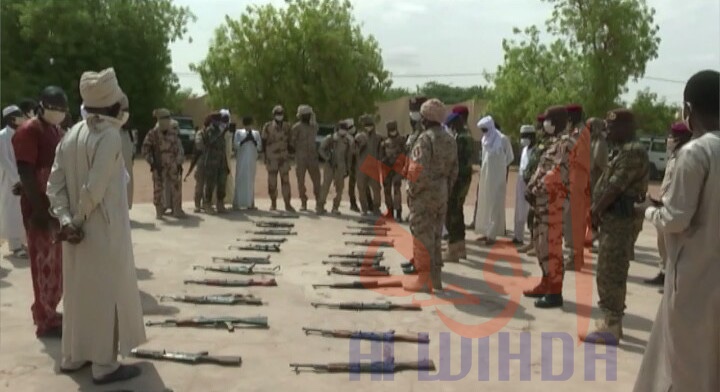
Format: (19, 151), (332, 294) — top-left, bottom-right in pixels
(47, 118), (146, 365)
(634, 131), (720, 392)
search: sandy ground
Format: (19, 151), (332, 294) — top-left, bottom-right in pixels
(0, 158), (665, 392)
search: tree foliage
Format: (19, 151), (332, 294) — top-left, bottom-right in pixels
(381, 82), (489, 104)
(630, 89), (679, 136)
(0, 0), (195, 130)
(192, 0), (390, 124)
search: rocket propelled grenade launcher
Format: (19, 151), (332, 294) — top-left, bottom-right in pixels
(184, 278), (277, 287)
(130, 349), (242, 367)
(212, 255), (272, 265)
(193, 264), (281, 275)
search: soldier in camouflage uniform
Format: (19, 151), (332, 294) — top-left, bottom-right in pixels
(379, 121), (405, 221)
(443, 105), (475, 263)
(523, 106), (573, 309)
(318, 121), (353, 215)
(344, 118), (360, 212)
(141, 108), (185, 219)
(518, 114), (549, 255)
(192, 117), (210, 212)
(291, 105), (321, 212)
(261, 105), (294, 211)
(402, 96), (428, 223)
(404, 99), (458, 292)
(163, 120), (184, 214)
(579, 109), (648, 345)
(198, 112), (230, 214)
(354, 114), (383, 216)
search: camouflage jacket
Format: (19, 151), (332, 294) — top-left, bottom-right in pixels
(319, 132), (353, 172)
(142, 125), (183, 170)
(594, 139), (649, 217)
(354, 130), (383, 169)
(380, 134), (406, 170)
(455, 128), (475, 180)
(407, 126), (458, 200)
(197, 124), (228, 172)
(290, 121), (318, 160)
(527, 132), (572, 199)
(261, 120), (292, 163)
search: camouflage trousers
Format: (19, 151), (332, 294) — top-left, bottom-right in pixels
(445, 174), (472, 244)
(382, 169), (403, 211)
(194, 167), (205, 209)
(204, 166), (228, 207)
(295, 157), (321, 204)
(319, 164), (345, 210)
(348, 156), (357, 205)
(267, 159), (291, 204)
(533, 194), (565, 293)
(409, 194), (447, 274)
(153, 166), (181, 212)
(597, 214), (635, 321)
(357, 167), (381, 213)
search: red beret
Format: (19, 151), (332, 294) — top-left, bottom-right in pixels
(670, 121), (690, 134)
(452, 105), (469, 115)
(566, 104), (583, 113)
(536, 114), (546, 122)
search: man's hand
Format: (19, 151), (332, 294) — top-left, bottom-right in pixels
(58, 224), (85, 245)
(30, 210), (53, 231)
(634, 196), (655, 216)
(11, 182), (22, 196)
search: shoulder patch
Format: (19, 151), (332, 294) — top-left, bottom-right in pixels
(411, 144), (423, 160)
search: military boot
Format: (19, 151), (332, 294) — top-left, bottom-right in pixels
(316, 205), (326, 215)
(300, 200), (308, 211)
(395, 209), (403, 223)
(579, 317), (622, 345)
(155, 206), (164, 220)
(270, 199), (277, 211)
(523, 277), (549, 298)
(285, 202), (296, 213)
(430, 265), (443, 291)
(458, 240), (467, 259)
(173, 209), (187, 219)
(442, 242), (461, 263)
(216, 202), (227, 214)
(350, 200), (360, 212)
(534, 294), (564, 309)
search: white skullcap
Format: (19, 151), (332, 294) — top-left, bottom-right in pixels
(79, 67), (125, 108)
(520, 125), (535, 134)
(2, 105), (21, 117)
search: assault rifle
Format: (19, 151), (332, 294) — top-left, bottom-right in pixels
(245, 237), (287, 244)
(344, 239), (394, 248)
(256, 221), (294, 228)
(193, 264), (281, 275)
(327, 267), (389, 277)
(290, 359), (435, 374)
(158, 294), (264, 306)
(329, 251), (384, 260)
(266, 213), (299, 219)
(347, 226), (390, 232)
(342, 231), (391, 237)
(229, 244), (281, 253)
(322, 260), (381, 267)
(310, 301), (422, 311)
(184, 278), (277, 287)
(312, 280), (402, 290)
(145, 316), (268, 332)
(302, 328), (430, 343)
(355, 218), (386, 226)
(184, 150), (202, 181)
(246, 229), (297, 236)
(212, 255), (272, 265)
(130, 348), (242, 367)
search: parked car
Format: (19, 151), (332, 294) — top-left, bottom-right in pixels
(173, 116), (196, 155)
(638, 136), (668, 180)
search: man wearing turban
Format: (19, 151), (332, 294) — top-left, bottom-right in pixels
(47, 68), (146, 384)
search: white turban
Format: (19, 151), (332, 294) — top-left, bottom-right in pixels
(478, 115), (502, 152)
(520, 125), (535, 135)
(420, 98), (447, 124)
(220, 108), (230, 117)
(79, 68), (124, 108)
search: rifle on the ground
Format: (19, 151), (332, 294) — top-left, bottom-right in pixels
(256, 221), (294, 228)
(322, 260), (381, 267)
(289, 359), (435, 374)
(212, 255), (272, 265)
(145, 316), (269, 332)
(310, 301), (422, 311)
(327, 266), (389, 277)
(302, 328), (430, 343)
(130, 348), (242, 367)
(229, 244), (281, 253)
(245, 237), (287, 244)
(329, 251), (384, 260)
(344, 240), (394, 247)
(343, 231), (391, 237)
(355, 218), (386, 226)
(159, 294), (264, 306)
(184, 278), (277, 287)
(193, 264), (281, 275)
(347, 226), (390, 232)
(246, 229), (297, 236)
(266, 213), (299, 219)
(312, 280), (402, 289)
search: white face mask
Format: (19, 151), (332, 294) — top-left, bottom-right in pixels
(520, 138), (531, 147)
(42, 109), (66, 126)
(219, 123), (228, 131)
(364, 125), (374, 132)
(409, 112), (421, 122)
(666, 137), (677, 152)
(543, 120), (555, 135)
(274, 115), (284, 122)
(348, 126), (356, 135)
(388, 131), (398, 137)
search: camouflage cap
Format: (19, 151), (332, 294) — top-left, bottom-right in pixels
(154, 108), (170, 118)
(272, 105), (284, 114)
(409, 96), (428, 111)
(420, 98), (447, 124)
(359, 114), (374, 126)
(297, 104), (313, 116)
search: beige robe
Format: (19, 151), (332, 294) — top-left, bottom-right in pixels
(634, 131), (720, 392)
(47, 118), (146, 365)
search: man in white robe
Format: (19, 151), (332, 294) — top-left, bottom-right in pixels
(0, 105), (28, 257)
(633, 70), (720, 392)
(474, 116), (514, 244)
(47, 68), (146, 385)
(233, 116), (262, 209)
(513, 125), (536, 244)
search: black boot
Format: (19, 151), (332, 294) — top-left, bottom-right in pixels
(350, 200), (360, 212)
(396, 209), (403, 223)
(535, 294), (564, 309)
(643, 273), (665, 286)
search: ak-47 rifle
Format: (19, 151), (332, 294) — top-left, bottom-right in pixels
(322, 260), (381, 267)
(256, 221), (294, 228)
(347, 226), (390, 232)
(355, 218), (386, 226)
(327, 266), (389, 277)
(228, 244), (281, 253)
(344, 239), (394, 248)
(244, 238), (287, 244)
(145, 316), (269, 332)
(266, 213), (299, 219)
(184, 278), (277, 287)
(130, 348), (242, 367)
(342, 231), (391, 237)
(302, 328), (430, 343)
(158, 294), (264, 306)
(184, 150), (202, 182)
(312, 280), (402, 290)
(193, 264), (281, 275)
(212, 255), (272, 265)
(246, 229), (297, 236)
(310, 301), (422, 311)
(289, 359), (435, 374)
(329, 251), (384, 260)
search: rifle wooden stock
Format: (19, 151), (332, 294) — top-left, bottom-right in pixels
(212, 256), (272, 265)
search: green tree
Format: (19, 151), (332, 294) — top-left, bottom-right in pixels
(0, 0), (195, 131)
(418, 81), (489, 104)
(192, 0), (390, 124)
(631, 88), (679, 136)
(381, 86), (411, 101)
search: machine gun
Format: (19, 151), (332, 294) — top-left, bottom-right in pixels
(327, 266), (389, 277)
(289, 359), (435, 374)
(246, 229), (297, 236)
(245, 238), (287, 244)
(312, 280), (402, 290)
(322, 260), (382, 267)
(212, 255), (272, 265)
(193, 264), (281, 275)
(310, 301), (422, 312)
(158, 294), (264, 306)
(344, 239), (394, 248)
(302, 328), (430, 343)
(256, 221), (294, 228)
(145, 316), (269, 332)
(184, 278), (277, 287)
(130, 348), (242, 367)
(328, 251), (384, 260)
(229, 244), (281, 253)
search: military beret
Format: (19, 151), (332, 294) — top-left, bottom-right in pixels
(359, 114), (374, 125)
(566, 104), (583, 113)
(154, 108), (170, 118)
(386, 120), (398, 130)
(605, 108), (634, 124)
(452, 105), (469, 116)
(536, 113), (546, 122)
(670, 121), (690, 134)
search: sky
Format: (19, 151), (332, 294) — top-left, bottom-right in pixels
(170, 0), (720, 105)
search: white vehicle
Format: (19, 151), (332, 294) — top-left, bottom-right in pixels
(638, 136), (667, 180)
